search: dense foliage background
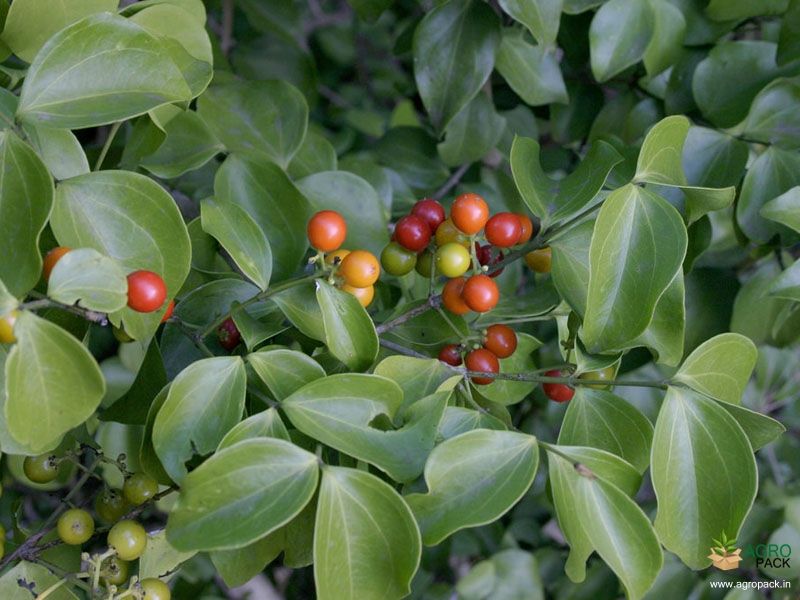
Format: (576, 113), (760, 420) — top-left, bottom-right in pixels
(0, 0), (799, 598)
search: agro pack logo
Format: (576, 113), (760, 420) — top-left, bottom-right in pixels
(743, 542), (792, 569)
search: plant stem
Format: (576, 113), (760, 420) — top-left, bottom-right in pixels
(433, 163), (470, 200)
(379, 338), (430, 359)
(94, 122), (122, 171)
(436, 307), (470, 344)
(543, 203), (603, 243)
(538, 441), (596, 478)
(461, 369), (668, 388)
(20, 294), (108, 325)
(220, 0), (235, 56)
(198, 273), (319, 339)
(376, 294), (443, 334)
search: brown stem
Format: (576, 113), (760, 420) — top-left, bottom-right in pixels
(433, 163), (471, 201)
(375, 294), (442, 334)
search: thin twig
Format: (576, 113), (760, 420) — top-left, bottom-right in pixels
(21, 294), (108, 325)
(375, 295), (442, 334)
(94, 122), (122, 171)
(379, 338), (430, 359)
(220, 0), (235, 56)
(433, 163), (471, 201)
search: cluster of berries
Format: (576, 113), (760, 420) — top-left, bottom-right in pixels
(381, 193), (535, 314)
(21, 453), (170, 599)
(307, 210), (380, 307)
(437, 323), (518, 385)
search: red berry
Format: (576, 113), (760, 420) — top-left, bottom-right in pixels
(394, 215), (431, 252)
(475, 243), (504, 278)
(442, 277), (470, 315)
(543, 369), (574, 403)
(485, 212), (522, 248)
(465, 348), (499, 385)
(411, 198), (446, 233)
(451, 193), (489, 235)
(462, 274), (499, 313)
(438, 344), (463, 366)
(126, 271), (167, 313)
(483, 324), (517, 358)
(161, 300), (175, 323)
(307, 210), (347, 252)
(517, 214), (536, 244)
(43, 247), (71, 282)
(217, 318), (241, 351)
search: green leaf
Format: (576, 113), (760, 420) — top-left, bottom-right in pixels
(101, 339), (166, 425)
(692, 41), (800, 128)
(437, 93), (506, 167)
(589, 0), (654, 82)
(138, 529), (197, 580)
(198, 81), (308, 168)
(47, 248), (128, 313)
(548, 451), (663, 599)
(778, 0), (800, 65)
(405, 430), (539, 545)
(717, 402), (785, 451)
(248, 348), (326, 401)
(498, 0), (562, 46)
(347, 0), (393, 21)
(682, 126), (749, 189)
(476, 333), (541, 405)
(0, 131), (54, 296)
(5, 311), (105, 453)
(738, 147), (800, 243)
(287, 129), (338, 179)
(643, 0), (685, 76)
(760, 187), (800, 234)
(128, 1), (212, 63)
(272, 282), (326, 342)
(673, 333), (757, 405)
(200, 198), (272, 291)
(52, 170), (191, 340)
(628, 269), (685, 366)
(740, 76), (800, 149)
(215, 154), (311, 281)
(510, 137), (621, 224)
(17, 13), (193, 128)
(549, 445), (642, 497)
(167, 438), (318, 551)
(211, 530), (284, 588)
(139, 383), (172, 485)
(283, 374), (447, 482)
(551, 220), (593, 317)
(457, 550), (544, 600)
(769, 258), (800, 301)
(438, 406), (507, 440)
(315, 467), (421, 600)
(496, 30), (568, 106)
(413, 0), (500, 130)
(22, 124), (90, 180)
(559, 387), (654, 473)
(634, 116), (735, 224)
(651, 387), (757, 569)
(297, 171), (388, 257)
(316, 282), (379, 371)
(373, 356), (455, 409)
(582, 184), (687, 353)
(153, 357), (246, 483)
(140, 110), (222, 178)
(0, 561), (79, 599)
(374, 128), (450, 193)
(705, 0), (788, 22)
(218, 407), (291, 450)
(1, 0), (117, 63)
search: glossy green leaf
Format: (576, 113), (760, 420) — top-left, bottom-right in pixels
(373, 356), (455, 408)
(47, 248), (128, 313)
(297, 171), (388, 257)
(1, 0), (117, 63)
(215, 154), (311, 281)
(211, 530), (284, 588)
(167, 438), (318, 551)
(316, 281), (379, 371)
(510, 136), (621, 224)
(634, 116), (735, 224)
(760, 187), (800, 233)
(271, 283), (325, 344)
(651, 387), (757, 569)
(52, 170), (190, 340)
(139, 383), (172, 485)
(559, 387), (654, 473)
(315, 467), (421, 600)
(0, 131), (54, 296)
(405, 430), (538, 545)
(628, 269), (685, 366)
(200, 198), (272, 291)
(498, 0), (562, 46)
(413, 0), (500, 130)
(551, 220), (593, 317)
(438, 93), (505, 166)
(457, 550), (544, 600)
(374, 128), (450, 192)
(718, 402), (785, 451)
(218, 407), (291, 450)
(705, 0), (788, 21)
(673, 333), (757, 405)
(438, 406), (507, 440)
(141, 110), (222, 178)
(287, 129), (338, 179)
(737, 147), (800, 243)
(550, 445), (641, 497)
(583, 184), (687, 353)
(0, 561), (79, 599)
(198, 81), (308, 168)
(589, 0), (654, 82)
(643, 0), (685, 76)
(138, 529), (197, 581)
(692, 41), (799, 128)
(778, 0), (800, 65)
(101, 339), (166, 425)
(129, 2), (211, 63)
(740, 76), (800, 149)
(22, 124), (89, 180)
(477, 333), (541, 406)
(153, 357), (246, 483)
(18, 13), (193, 128)
(283, 374), (447, 482)
(248, 348), (326, 401)
(769, 258), (800, 301)
(5, 311), (105, 453)
(496, 30), (567, 106)
(548, 451), (662, 598)
(682, 126), (749, 189)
